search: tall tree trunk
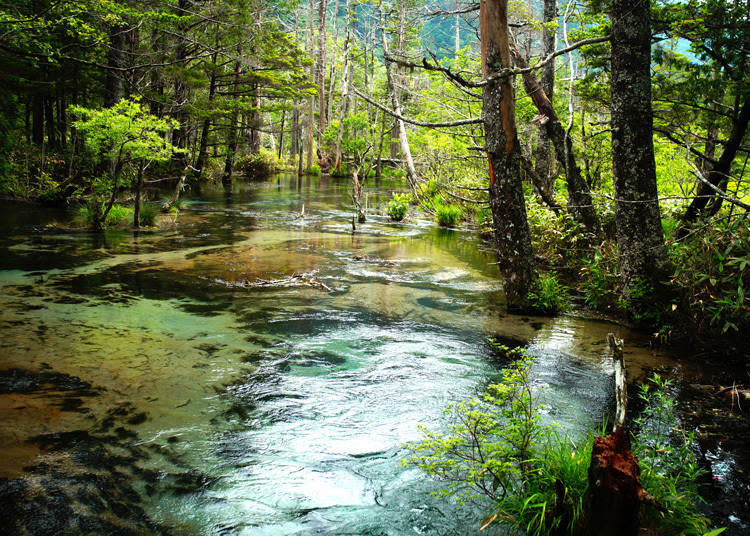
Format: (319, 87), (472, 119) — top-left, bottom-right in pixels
(316, 0), (328, 146)
(222, 60), (242, 186)
(333, 0), (352, 173)
(610, 0), (668, 297)
(250, 83), (262, 154)
(278, 110), (286, 160)
(133, 159), (145, 228)
(380, 4), (417, 188)
(44, 96), (55, 149)
(32, 95), (44, 146)
(678, 95), (749, 233)
(481, 0), (535, 308)
(534, 0), (556, 196)
(290, 108), (300, 159)
(509, 44), (599, 232)
(326, 0), (340, 124)
(171, 0), (190, 156)
(104, 25), (125, 107)
(305, 0), (315, 170)
(194, 51), (218, 180)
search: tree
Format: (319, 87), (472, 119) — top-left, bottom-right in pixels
(481, 0), (535, 308)
(610, 0), (668, 298)
(70, 99), (180, 229)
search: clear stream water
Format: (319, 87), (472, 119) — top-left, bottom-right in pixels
(0, 174), (747, 535)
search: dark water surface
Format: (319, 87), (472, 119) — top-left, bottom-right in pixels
(0, 174), (747, 535)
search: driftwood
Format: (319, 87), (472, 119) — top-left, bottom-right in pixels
(580, 334), (662, 536)
(242, 273), (331, 292)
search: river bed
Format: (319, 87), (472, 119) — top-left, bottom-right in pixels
(0, 174), (747, 535)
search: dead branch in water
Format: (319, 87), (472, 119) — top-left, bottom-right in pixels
(241, 273), (331, 292)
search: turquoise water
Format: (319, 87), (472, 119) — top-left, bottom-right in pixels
(1, 174), (725, 535)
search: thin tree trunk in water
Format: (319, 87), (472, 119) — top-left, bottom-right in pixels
(250, 84), (262, 154)
(380, 5), (417, 188)
(316, 0), (327, 146)
(278, 110), (285, 161)
(534, 0), (556, 195)
(222, 60), (242, 186)
(326, 0), (340, 125)
(306, 0), (315, 170)
(333, 0), (352, 173)
(481, 0), (535, 309)
(509, 44), (598, 232)
(133, 159), (145, 228)
(194, 50), (218, 180)
(290, 108), (300, 159)
(610, 0), (668, 297)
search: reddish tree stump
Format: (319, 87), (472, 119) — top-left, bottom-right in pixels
(581, 427), (649, 536)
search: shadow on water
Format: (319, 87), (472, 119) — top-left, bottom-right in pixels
(0, 175), (747, 535)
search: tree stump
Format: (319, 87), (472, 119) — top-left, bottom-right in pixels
(580, 334), (651, 536)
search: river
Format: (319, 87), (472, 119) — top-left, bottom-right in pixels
(0, 173), (747, 535)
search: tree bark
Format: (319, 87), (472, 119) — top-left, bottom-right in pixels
(481, 0), (535, 308)
(306, 0), (315, 170)
(534, 0), (556, 195)
(316, 0), (328, 145)
(380, 3), (417, 188)
(509, 44), (598, 232)
(194, 50), (218, 180)
(610, 0), (668, 296)
(332, 0), (352, 173)
(678, 94), (749, 233)
(133, 159), (145, 228)
(104, 25), (125, 107)
(222, 60), (242, 186)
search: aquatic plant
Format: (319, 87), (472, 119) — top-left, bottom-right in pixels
(435, 203), (462, 227)
(386, 192), (410, 221)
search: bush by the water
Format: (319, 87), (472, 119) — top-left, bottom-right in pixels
(435, 203), (462, 227)
(405, 351), (712, 536)
(76, 202), (132, 229)
(386, 193), (410, 221)
(527, 273), (570, 314)
(236, 149), (279, 178)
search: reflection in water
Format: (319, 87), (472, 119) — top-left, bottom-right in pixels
(0, 175), (746, 535)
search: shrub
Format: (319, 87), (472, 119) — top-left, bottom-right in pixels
(236, 149), (279, 178)
(76, 202), (132, 229)
(633, 374), (711, 535)
(669, 217), (749, 336)
(578, 242), (621, 310)
(527, 273), (570, 314)
(386, 192), (410, 221)
(406, 351), (713, 536)
(138, 203), (158, 226)
(435, 203), (462, 227)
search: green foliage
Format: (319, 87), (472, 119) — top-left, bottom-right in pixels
(76, 202), (132, 228)
(138, 204), (158, 226)
(407, 357), (714, 535)
(70, 99), (179, 164)
(237, 149), (279, 178)
(669, 217), (750, 336)
(435, 203), (462, 227)
(386, 193), (410, 221)
(527, 274), (570, 314)
(578, 242), (621, 310)
(618, 277), (669, 328)
(633, 374), (711, 535)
